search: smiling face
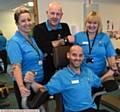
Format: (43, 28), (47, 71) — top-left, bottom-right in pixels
(86, 17), (99, 34)
(17, 12), (32, 34)
(67, 45), (84, 70)
(14, 6), (32, 35)
(46, 2), (63, 28)
(85, 11), (102, 34)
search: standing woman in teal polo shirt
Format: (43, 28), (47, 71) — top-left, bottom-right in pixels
(7, 6), (44, 108)
(0, 30), (7, 73)
(74, 11), (116, 110)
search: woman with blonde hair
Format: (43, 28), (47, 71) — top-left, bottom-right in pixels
(7, 6), (44, 109)
(74, 11), (116, 110)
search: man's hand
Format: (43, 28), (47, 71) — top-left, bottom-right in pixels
(66, 35), (75, 43)
(31, 81), (44, 92)
(52, 39), (64, 47)
(19, 85), (31, 97)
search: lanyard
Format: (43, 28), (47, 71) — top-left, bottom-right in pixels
(86, 32), (97, 55)
(26, 37), (41, 59)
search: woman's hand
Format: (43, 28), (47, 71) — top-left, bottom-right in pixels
(21, 71), (36, 96)
(19, 85), (31, 97)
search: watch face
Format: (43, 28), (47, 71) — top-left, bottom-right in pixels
(57, 34), (62, 39)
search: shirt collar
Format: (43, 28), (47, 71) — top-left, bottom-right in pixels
(15, 31), (31, 42)
(66, 65), (79, 76)
(45, 20), (62, 31)
(66, 65), (84, 76)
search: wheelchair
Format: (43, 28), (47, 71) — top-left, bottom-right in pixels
(21, 46), (120, 112)
(21, 78), (120, 111)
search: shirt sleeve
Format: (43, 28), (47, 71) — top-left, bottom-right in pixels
(74, 32), (84, 45)
(6, 40), (22, 64)
(44, 70), (65, 95)
(88, 68), (102, 88)
(103, 34), (116, 57)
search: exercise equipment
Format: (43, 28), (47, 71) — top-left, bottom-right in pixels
(21, 46), (120, 110)
(21, 74), (49, 109)
(0, 81), (10, 107)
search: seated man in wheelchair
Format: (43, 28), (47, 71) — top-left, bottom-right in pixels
(24, 45), (119, 112)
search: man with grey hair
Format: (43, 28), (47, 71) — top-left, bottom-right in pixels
(33, 2), (73, 84)
(33, 2), (74, 111)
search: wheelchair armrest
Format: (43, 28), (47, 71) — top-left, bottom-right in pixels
(27, 87), (49, 109)
(102, 80), (119, 92)
(93, 80), (119, 101)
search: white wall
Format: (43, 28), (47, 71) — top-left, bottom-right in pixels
(99, 2), (120, 31)
(0, 8), (34, 40)
(0, 10), (17, 39)
(99, 2), (120, 49)
(37, 0), (84, 34)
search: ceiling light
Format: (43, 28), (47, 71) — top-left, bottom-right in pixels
(27, 2), (34, 7)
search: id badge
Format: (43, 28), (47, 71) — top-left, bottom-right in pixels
(82, 41), (88, 45)
(38, 60), (43, 65)
(71, 80), (79, 84)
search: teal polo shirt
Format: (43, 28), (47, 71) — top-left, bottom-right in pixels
(45, 65), (102, 111)
(7, 31), (44, 82)
(74, 32), (116, 77)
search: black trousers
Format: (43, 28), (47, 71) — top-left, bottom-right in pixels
(14, 81), (23, 109)
(42, 56), (55, 84)
(0, 50), (8, 73)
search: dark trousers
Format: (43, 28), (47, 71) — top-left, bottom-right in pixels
(14, 81), (22, 109)
(42, 56), (55, 84)
(0, 50), (8, 73)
